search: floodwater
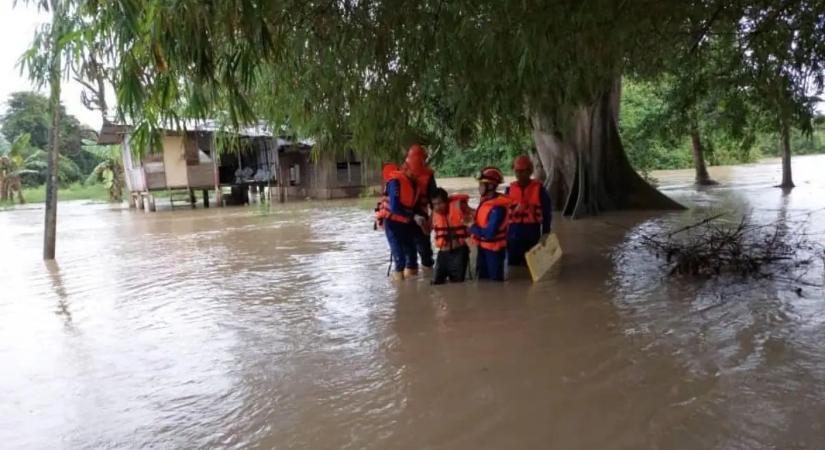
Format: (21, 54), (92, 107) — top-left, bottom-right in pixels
(2, 156), (825, 450)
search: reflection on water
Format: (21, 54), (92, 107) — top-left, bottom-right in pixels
(1, 156), (824, 449)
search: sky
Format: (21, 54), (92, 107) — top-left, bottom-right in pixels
(0, 1), (101, 130)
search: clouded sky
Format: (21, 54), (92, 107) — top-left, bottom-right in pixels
(0, 1), (101, 130)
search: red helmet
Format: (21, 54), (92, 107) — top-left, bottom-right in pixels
(513, 155), (533, 171)
(403, 157), (424, 175)
(478, 166), (504, 185)
(382, 162), (399, 182)
(407, 144), (427, 162)
(404, 144), (427, 175)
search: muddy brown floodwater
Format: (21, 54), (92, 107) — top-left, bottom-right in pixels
(2, 156), (825, 450)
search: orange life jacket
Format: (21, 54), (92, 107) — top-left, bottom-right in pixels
(473, 194), (511, 251)
(414, 166), (434, 213)
(374, 171), (416, 227)
(433, 194), (470, 250)
(507, 180), (543, 225)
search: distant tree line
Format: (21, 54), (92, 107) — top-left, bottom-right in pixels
(430, 76), (825, 178)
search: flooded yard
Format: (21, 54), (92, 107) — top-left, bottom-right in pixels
(1, 156), (824, 449)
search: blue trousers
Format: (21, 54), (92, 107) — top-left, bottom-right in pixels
(507, 224), (542, 266)
(385, 220), (418, 272)
(414, 226), (435, 268)
(477, 248), (506, 281)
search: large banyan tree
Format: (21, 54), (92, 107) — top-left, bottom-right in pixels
(49, 0), (825, 217)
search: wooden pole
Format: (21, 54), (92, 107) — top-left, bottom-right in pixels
(211, 133), (222, 206)
(43, 1), (63, 260)
(264, 139), (272, 203)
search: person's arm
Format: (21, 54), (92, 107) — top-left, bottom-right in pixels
(539, 186), (552, 234)
(470, 206), (505, 240)
(388, 179), (414, 219)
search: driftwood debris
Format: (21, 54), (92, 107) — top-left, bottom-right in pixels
(637, 213), (825, 288)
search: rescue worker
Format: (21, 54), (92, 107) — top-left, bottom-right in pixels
(375, 162), (419, 280)
(430, 188), (472, 285)
(405, 144), (437, 273)
(469, 167), (510, 281)
(505, 155), (553, 266)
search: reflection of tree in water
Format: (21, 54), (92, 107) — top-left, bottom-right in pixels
(45, 261), (75, 332)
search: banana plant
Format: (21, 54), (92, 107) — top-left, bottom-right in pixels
(83, 140), (124, 202)
(0, 134), (42, 203)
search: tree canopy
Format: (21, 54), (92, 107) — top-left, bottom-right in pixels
(0, 91), (97, 183)
(20, 0), (825, 214)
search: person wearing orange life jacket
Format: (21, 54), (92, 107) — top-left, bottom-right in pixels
(430, 188), (473, 285)
(376, 163), (420, 280)
(404, 144), (436, 272)
(469, 167), (511, 281)
(505, 155), (553, 266)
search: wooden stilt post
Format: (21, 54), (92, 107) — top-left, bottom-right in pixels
(149, 194), (156, 212)
(264, 139), (272, 204)
(189, 188), (196, 208)
(211, 134), (222, 207)
(250, 184), (258, 204)
(203, 189), (209, 208)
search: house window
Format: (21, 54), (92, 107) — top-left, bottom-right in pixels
(336, 150), (362, 186)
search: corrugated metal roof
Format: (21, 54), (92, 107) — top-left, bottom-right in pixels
(97, 120), (314, 147)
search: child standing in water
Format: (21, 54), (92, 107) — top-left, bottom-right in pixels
(430, 188), (472, 284)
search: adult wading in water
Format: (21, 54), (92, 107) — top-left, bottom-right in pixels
(376, 164), (419, 281)
(506, 155), (553, 266)
(469, 167), (511, 281)
(405, 144), (437, 274)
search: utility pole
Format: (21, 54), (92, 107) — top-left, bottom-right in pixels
(43, 0), (63, 260)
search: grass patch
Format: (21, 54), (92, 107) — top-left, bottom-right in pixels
(2, 183), (110, 206)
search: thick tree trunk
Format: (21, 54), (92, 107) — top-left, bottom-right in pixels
(779, 122), (794, 189)
(532, 80), (683, 219)
(689, 130), (716, 186)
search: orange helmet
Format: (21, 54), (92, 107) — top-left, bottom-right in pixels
(478, 166), (504, 185)
(513, 155), (533, 171)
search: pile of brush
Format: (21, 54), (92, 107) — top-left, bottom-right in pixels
(637, 214), (825, 288)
